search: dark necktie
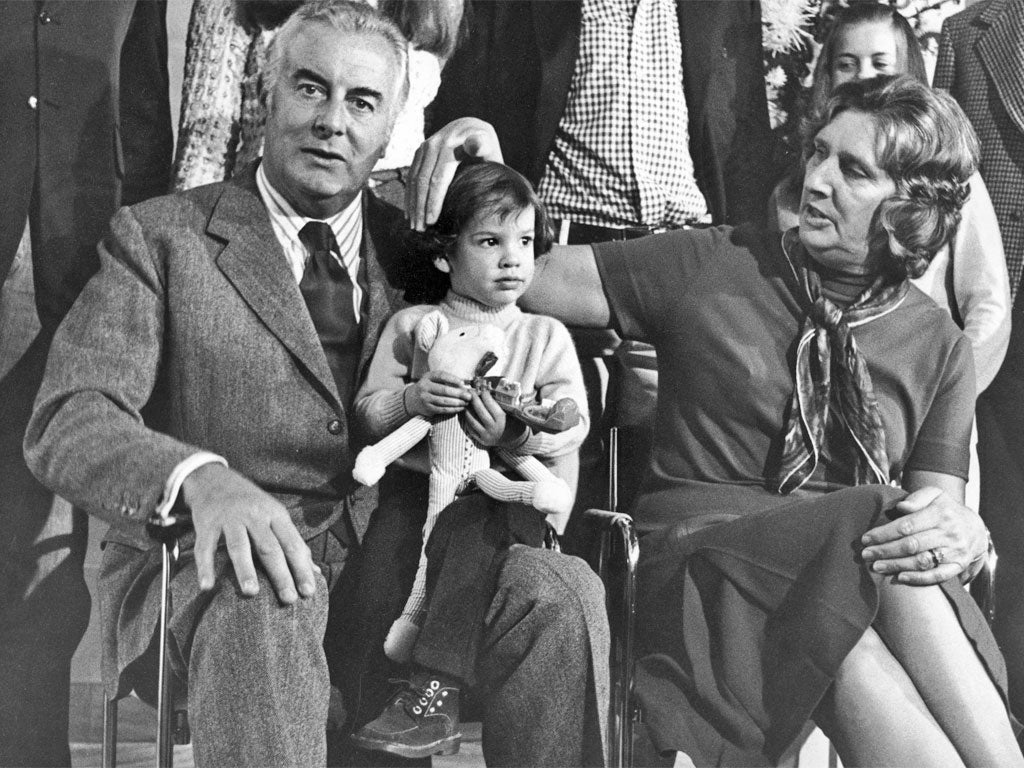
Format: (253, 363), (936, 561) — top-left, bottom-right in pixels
(298, 221), (360, 406)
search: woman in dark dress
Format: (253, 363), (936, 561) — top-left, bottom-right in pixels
(410, 76), (1024, 767)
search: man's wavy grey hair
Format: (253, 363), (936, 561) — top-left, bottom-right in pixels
(262, 0), (410, 121)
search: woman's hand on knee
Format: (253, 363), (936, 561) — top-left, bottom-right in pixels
(860, 486), (988, 585)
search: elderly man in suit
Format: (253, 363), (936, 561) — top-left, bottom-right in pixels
(0, 1), (172, 764)
(934, 0), (1024, 730)
(24, 2), (609, 765)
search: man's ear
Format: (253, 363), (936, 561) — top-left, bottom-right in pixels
(433, 255), (451, 274)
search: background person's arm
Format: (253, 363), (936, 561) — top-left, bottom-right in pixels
(950, 173), (1011, 394)
(520, 245), (611, 329)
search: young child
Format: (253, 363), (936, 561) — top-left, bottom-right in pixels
(350, 161), (589, 759)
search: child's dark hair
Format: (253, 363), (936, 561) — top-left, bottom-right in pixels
(402, 161), (553, 304)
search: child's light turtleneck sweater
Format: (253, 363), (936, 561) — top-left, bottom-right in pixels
(355, 291), (589, 463)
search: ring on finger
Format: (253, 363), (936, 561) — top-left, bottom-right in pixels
(928, 548), (945, 569)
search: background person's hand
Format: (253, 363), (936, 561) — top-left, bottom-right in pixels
(181, 463), (319, 603)
(405, 370), (472, 417)
(860, 486), (989, 585)
(406, 118), (503, 230)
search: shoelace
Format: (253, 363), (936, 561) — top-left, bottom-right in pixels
(387, 677), (441, 717)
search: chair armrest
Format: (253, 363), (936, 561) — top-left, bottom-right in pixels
(969, 539), (997, 626)
(579, 508), (639, 768)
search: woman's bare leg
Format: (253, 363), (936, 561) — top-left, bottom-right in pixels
(874, 577), (1023, 767)
(815, 626), (966, 767)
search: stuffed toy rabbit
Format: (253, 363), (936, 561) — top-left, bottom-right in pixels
(352, 310), (580, 662)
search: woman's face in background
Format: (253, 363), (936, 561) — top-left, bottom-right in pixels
(830, 21), (902, 87)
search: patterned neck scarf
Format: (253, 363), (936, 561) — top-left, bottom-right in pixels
(769, 230), (909, 494)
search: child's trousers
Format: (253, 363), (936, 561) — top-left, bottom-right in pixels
(415, 492), (547, 686)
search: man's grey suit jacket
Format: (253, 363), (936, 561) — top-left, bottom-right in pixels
(24, 162), (409, 692)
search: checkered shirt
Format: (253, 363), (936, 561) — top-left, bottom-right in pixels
(537, 0), (710, 229)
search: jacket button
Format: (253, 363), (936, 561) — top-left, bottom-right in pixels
(38, 10), (52, 23)
(327, 419), (343, 435)
(27, 96), (38, 110)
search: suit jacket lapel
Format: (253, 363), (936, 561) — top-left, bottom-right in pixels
(977, 0), (1024, 136)
(208, 168), (342, 408)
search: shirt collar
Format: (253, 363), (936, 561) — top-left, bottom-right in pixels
(256, 162), (363, 267)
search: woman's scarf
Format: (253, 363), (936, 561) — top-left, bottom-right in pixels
(769, 230), (909, 494)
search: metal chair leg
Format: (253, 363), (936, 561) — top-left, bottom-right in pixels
(156, 538), (176, 768)
(101, 516), (186, 768)
(594, 426), (641, 768)
(584, 507), (639, 768)
(102, 696), (118, 768)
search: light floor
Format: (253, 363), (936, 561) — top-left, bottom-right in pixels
(71, 724), (485, 768)
(70, 723), (839, 767)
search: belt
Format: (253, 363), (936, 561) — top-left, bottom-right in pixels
(552, 218), (671, 246)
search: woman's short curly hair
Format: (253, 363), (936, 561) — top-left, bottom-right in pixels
(402, 160), (553, 303)
(802, 75), (979, 279)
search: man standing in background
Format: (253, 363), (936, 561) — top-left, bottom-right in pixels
(0, 2), (173, 763)
(934, 0), (1024, 737)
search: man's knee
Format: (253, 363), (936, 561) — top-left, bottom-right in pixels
(496, 546), (606, 635)
(201, 566), (328, 638)
(184, 568), (332, 760)
(179, 560), (330, 685)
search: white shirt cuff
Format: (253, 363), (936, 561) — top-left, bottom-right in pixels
(155, 452), (228, 521)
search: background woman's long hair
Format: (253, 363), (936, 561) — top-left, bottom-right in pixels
(238, 0), (465, 60)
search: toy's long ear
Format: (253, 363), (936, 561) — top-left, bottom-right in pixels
(416, 310), (449, 352)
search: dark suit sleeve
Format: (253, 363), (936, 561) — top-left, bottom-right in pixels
(25, 206), (200, 528)
(428, 0), (579, 186)
(679, 0), (777, 227)
(119, 0), (174, 205)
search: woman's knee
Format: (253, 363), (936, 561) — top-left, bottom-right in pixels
(834, 626), (894, 693)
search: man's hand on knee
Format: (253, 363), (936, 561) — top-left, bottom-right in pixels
(181, 463), (318, 603)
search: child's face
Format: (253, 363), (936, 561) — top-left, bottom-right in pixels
(437, 206), (536, 309)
